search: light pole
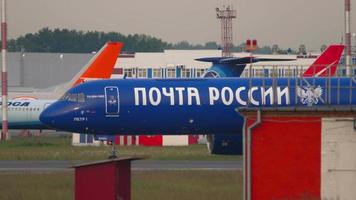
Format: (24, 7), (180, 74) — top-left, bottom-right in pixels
(1, 0), (9, 140)
(353, 33), (356, 53)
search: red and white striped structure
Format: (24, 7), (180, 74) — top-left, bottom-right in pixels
(1, 0), (8, 140)
(72, 134), (199, 147)
(345, 0), (352, 76)
(244, 114), (356, 200)
(138, 135), (199, 146)
(112, 135), (199, 146)
(114, 135), (138, 146)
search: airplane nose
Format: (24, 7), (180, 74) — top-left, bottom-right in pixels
(39, 105), (58, 127)
(40, 101), (80, 131)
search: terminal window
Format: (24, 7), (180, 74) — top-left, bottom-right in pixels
(196, 69), (207, 78)
(284, 68), (296, 77)
(124, 68), (134, 78)
(152, 69), (162, 78)
(137, 69), (147, 78)
(181, 68), (191, 78)
(254, 68), (264, 77)
(167, 68), (176, 78)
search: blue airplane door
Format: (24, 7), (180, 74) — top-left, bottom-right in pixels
(104, 86), (120, 116)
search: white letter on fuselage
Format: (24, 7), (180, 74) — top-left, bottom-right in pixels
(149, 87), (161, 106)
(261, 87), (274, 105)
(175, 87), (185, 105)
(248, 87), (259, 106)
(221, 87), (234, 105)
(162, 87), (175, 105)
(235, 87), (247, 106)
(187, 87), (201, 105)
(209, 87), (220, 105)
(134, 88), (147, 106)
(277, 87), (290, 105)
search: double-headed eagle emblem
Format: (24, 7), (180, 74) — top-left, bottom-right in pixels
(297, 85), (323, 106)
(108, 96), (118, 105)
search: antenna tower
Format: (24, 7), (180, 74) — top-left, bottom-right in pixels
(216, 5), (236, 57)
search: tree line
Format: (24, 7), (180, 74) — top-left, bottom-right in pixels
(5, 27), (301, 54)
(7, 28), (171, 53)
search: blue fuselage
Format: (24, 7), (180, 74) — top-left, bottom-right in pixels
(40, 78), (356, 135)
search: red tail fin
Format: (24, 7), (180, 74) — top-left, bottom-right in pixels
(303, 44), (344, 77)
(72, 42), (123, 86)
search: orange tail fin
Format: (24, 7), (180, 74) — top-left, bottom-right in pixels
(72, 42), (123, 86)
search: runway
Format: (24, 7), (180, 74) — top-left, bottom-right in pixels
(0, 160), (242, 171)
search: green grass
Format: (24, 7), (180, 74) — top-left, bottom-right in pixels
(0, 172), (73, 200)
(0, 136), (241, 161)
(133, 171), (242, 200)
(0, 171), (242, 200)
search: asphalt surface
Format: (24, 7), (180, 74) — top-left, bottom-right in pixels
(0, 160), (242, 171)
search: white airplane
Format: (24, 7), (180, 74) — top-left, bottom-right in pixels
(0, 42), (123, 129)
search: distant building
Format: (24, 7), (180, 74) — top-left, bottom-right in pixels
(2, 52), (92, 89)
(3, 50), (356, 90)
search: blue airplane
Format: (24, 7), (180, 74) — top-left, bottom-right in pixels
(39, 76), (356, 136)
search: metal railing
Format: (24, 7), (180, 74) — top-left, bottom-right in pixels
(234, 64), (356, 111)
(240, 64), (356, 78)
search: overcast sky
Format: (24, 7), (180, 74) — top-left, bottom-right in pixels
(5, 0), (356, 50)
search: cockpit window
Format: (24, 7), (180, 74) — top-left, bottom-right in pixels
(78, 93), (85, 103)
(68, 94), (77, 102)
(60, 92), (85, 103)
(60, 93), (70, 101)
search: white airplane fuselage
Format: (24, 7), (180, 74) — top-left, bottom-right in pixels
(0, 99), (55, 129)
